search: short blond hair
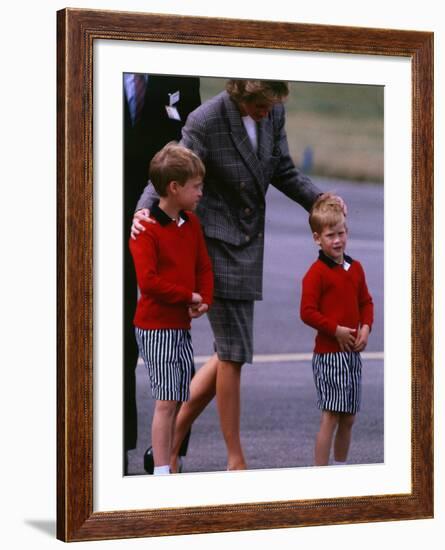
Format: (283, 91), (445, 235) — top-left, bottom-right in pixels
(309, 193), (346, 234)
(226, 79), (289, 105)
(149, 142), (205, 197)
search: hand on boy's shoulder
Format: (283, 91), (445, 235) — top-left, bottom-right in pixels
(131, 208), (155, 240)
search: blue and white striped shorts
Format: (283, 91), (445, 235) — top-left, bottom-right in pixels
(312, 352), (362, 414)
(135, 328), (194, 402)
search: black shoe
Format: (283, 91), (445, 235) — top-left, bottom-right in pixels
(143, 446), (154, 474)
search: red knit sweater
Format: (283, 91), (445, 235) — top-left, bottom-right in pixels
(129, 205), (213, 330)
(300, 252), (374, 353)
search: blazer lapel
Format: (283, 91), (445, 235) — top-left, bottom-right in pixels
(223, 93), (266, 194)
(257, 117), (274, 175)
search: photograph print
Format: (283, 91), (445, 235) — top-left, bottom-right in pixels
(123, 74), (384, 477)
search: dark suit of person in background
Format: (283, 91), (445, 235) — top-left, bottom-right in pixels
(124, 74), (201, 473)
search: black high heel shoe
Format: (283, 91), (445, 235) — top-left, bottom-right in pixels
(143, 446), (154, 474)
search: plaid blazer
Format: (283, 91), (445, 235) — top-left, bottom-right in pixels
(137, 91), (321, 300)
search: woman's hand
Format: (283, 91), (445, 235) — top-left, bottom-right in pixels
(319, 193), (348, 216)
(130, 209), (153, 240)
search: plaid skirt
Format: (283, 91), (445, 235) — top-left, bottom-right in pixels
(207, 297), (254, 364)
(312, 351), (362, 414)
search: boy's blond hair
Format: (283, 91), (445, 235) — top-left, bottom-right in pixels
(149, 142), (205, 197)
(309, 193), (346, 234)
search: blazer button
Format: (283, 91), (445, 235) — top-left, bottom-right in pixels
(240, 182), (246, 189)
(245, 235), (250, 242)
(244, 207), (251, 215)
(258, 232), (263, 238)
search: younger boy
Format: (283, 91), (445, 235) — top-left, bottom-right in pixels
(300, 194), (373, 466)
(129, 142), (213, 475)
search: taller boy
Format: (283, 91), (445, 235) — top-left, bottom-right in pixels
(300, 194), (374, 466)
(129, 143), (213, 475)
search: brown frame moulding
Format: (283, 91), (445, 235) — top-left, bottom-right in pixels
(57, 7), (434, 542)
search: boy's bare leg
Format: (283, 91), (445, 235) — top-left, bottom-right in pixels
(168, 403), (181, 469)
(216, 359), (246, 470)
(333, 413), (355, 462)
(169, 354), (218, 472)
(314, 411), (339, 466)
(152, 400), (179, 468)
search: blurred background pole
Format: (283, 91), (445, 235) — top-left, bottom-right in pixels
(301, 146), (314, 174)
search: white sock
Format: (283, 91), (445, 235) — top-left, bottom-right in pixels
(153, 465), (170, 475)
(333, 460), (346, 466)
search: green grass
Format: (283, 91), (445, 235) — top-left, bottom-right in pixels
(199, 77), (384, 182)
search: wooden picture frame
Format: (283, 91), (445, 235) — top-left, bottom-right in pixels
(57, 8), (433, 542)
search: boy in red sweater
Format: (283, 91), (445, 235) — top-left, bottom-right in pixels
(300, 194), (373, 466)
(129, 143), (213, 475)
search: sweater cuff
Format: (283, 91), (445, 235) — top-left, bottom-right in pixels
(326, 320), (338, 337)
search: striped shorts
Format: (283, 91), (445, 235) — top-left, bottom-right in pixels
(312, 351), (362, 414)
(135, 328), (194, 402)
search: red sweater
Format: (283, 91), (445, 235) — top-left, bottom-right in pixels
(300, 252), (374, 353)
(129, 204), (213, 330)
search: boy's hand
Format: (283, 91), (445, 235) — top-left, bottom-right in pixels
(353, 325), (370, 352)
(188, 303), (209, 319)
(335, 325), (357, 352)
(130, 209), (154, 240)
(190, 292), (203, 305)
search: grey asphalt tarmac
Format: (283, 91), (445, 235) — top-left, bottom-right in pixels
(127, 178), (384, 475)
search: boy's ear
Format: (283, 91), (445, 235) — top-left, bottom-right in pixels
(168, 180), (179, 195)
(313, 232), (321, 245)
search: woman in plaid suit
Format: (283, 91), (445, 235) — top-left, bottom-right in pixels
(133, 80), (324, 471)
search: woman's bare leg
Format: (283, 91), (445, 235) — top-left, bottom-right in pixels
(216, 359), (246, 470)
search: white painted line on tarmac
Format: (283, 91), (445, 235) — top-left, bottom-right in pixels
(138, 352), (384, 366)
(193, 351), (384, 365)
